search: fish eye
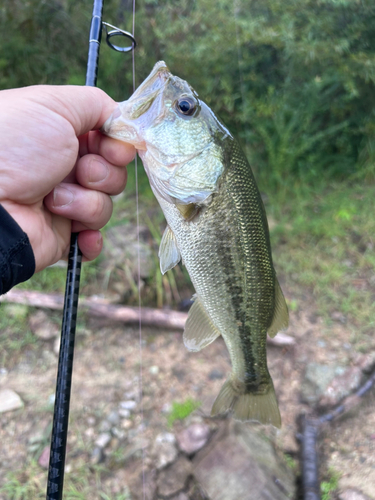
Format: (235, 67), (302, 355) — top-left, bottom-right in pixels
(175, 96), (197, 117)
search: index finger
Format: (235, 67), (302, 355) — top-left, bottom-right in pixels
(79, 130), (136, 167)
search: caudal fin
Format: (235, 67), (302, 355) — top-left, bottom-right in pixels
(211, 379), (281, 428)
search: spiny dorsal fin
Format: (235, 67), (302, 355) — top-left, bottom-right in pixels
(183, 296), (221, 352)
(267, 278), (289, 338)
(175, 202), (200, 221)
(158, 225), (181, 275)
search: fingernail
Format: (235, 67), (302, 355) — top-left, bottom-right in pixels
(53, 186), (74, 207)
(89, 158), (109, 183)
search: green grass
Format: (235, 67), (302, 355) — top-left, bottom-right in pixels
(266, 181), (375, 339)
(167, 398), (201, 427)
(320, 467), (340, 500)
(0, 461), (132, 500)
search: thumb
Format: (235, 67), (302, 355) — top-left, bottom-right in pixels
(24, 85), (118, 137)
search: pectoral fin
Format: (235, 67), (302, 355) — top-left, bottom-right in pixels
(267, 278), (289, 338)
(183, 296), (221, 352)
(159, 225), (181, 275)
(175, 202), (200, 221)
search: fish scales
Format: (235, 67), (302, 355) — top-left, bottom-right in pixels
(102, 61), (289, 427)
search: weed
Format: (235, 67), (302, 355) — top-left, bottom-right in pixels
(284, 453), (297, 470)
(167, 398), (201, 427)
(321, 467), (340, 500)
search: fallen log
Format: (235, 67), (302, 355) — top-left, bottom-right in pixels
(1, 289), (295, 347)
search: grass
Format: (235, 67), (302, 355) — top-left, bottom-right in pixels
(266, 180), (375, 341)
(167, 398), (201, 427)
(320, 467), (340, 500)
(0, 461), (132, 500)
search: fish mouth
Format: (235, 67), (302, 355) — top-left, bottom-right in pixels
(101, 61), (171, 148)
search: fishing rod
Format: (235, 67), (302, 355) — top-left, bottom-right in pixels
(46, 2), (135, 498)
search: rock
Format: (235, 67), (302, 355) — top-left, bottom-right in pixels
(157, 456), (192, 497)
(149, 365), (159, 375)
(107, 411), (120, 426)
(170, 493), (189, 500)
(119, 408), (131, 418)
(29, 310), (59, 340)
(91, 446), (104, 464)
(95, 433), (112, 449)
(0, 389), (23, 413)
(177, 423), (211, 455)
(338, 488), (372, 500)
(38, 445), (50, 469)
(154, 432), (178, 469)
(120, 400), (137, 411)
(208, 369), (224, 380)
(301, 363), (346, 405)
(319, 366), (362, 407)
(192, 421), (295, 500)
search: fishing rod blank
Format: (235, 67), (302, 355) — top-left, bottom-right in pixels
(46, 1), (135, 497)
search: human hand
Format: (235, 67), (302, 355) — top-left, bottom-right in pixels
(0, 85), (135, 273)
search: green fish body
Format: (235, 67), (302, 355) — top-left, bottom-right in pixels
(102, 62), (289, 427)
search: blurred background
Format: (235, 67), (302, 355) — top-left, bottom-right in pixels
(1, 0), (375, 499)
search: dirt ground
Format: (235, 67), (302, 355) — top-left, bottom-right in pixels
(0, 281), (375, 499)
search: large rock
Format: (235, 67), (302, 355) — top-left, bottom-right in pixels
(157, 456), (192, 498)
(192, 421), (295, 500)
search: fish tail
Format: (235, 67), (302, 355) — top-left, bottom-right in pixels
(211, 378), (281, 428)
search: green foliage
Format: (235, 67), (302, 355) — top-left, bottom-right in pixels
(1, 0), (375, 185)
(321, 467), (340, 500)
(167, 398), (201, 427)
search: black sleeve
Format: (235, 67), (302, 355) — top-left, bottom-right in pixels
(0, 204), (36, 295)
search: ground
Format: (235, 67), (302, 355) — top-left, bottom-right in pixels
(0, 181), (375, 499)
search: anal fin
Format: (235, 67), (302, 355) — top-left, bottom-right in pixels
(183, 296), (221, 352)
(159, 225), (181, 275)
(267, 278), (289, 338)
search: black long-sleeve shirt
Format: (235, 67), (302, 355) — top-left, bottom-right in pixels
(0, 205), (35, 295)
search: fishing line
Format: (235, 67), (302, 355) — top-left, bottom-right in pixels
(131, 2), (147, 498)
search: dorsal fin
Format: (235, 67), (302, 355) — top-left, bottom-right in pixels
(267, 278), (289, 338)
(158, 225), (181, 275)
(183, 296), (221, 352)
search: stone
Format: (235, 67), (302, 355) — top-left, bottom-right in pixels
(29, 310), (59, 340)
(107, 411), (120, 426)
(301, 363), (346, 405)
(149, 365), (159, 375)
(338, 488), (372, 500)
(90, 446), (104, 464)
(120, 400), (137, 411)
(319, 366), (362, 407)
(95, 432), (112, 449)
(154, 432), (178, 469)
(170, 494), (189, 500)
(208, 369), (224, 380)
(119, 408), (131, 418)
(177, 423), (211, 455)
(0, 389), (23, 413)
(157, 456), (192, 497)
(38, 446), (50, 469)
(192, 421), (295, 500)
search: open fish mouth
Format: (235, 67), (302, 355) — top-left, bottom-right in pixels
(101, 61), (171, 149)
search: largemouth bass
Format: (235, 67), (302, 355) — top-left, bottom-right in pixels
(102, 61), (289, 427)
